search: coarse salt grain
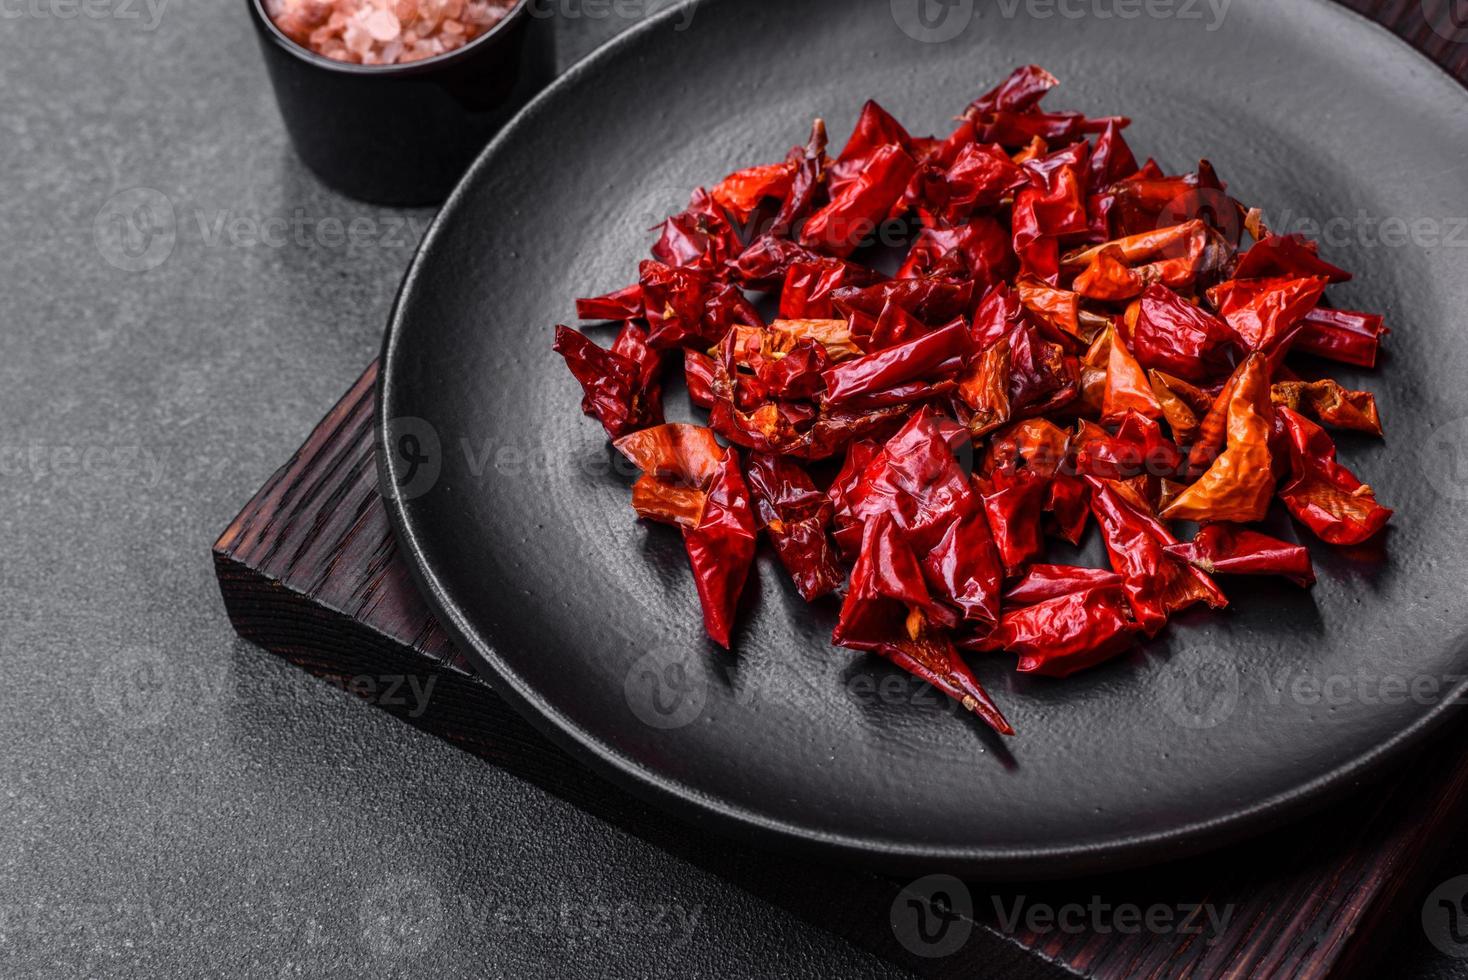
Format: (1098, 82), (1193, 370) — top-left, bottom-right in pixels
(264, 0), (515, 66)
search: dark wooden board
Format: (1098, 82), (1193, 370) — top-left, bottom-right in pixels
(216, 361), (1467, 979)
(213, 6), (1468, 974)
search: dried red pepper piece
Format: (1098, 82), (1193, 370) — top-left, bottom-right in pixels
(1012, 144), (1090, 282)
(744, 452), (844, 601)
(1275, 407), (1393, 546)
(976, 464), (1048, 577)
(801, 143), (915, 258)
(1103, 161), (1232, 239)
(1166, 525), (1315, 588)
(1272, 379), (1382, 436)
(828, 100), (915, 197)
(1127, 284), (1239, 382)
(939, 142), (1027, 222)
(771, 318), (864, 362)
(822, 319), (971, 408)
(576, 283), (644, 322)
(832, 278), (975, 329)
(614, 423), (724, 527)
(1087, 477), (1227, 636)
(970, 282), (1029, 349)
(777, 260), (864, 319)
(843, 408), (975, 555)
(1294, 308), (1388, 369)
(1073, 245), (1143, 302)
(770, 119), (829, 239)
(1233, 233), (1351, 284)
(1162, 354), (1275, 524)
(683, 451), (758, 648)
(614, 427), (756, 647)
(1073, 412), (1184, 489)
(708, 328), (911, 462)
(897, 218), (1015, 284)
(921, 496), (1005, 628)
(1149, 370), (1207, 447)
(1088, 120), (1140, 191)
(835, 513), (1012, 735)
(1016, 277), (1092, 343)
(726, 235), (833, 290)
(867, 300), (929, 352)
(637, 259), (712, 350)
(555, 324), (664, 439)
(984, 417), (1071, 477)
(1007, 323), (1079, 417)
(706, 279), (767, 335)
(978, 109), (1127, 149)
(711, 161), (797, 223)
(1100, 327), (1164, 424)
(684, 349), (716, 409)
(953, 332), (1012, 437)
(1005, 565), (1124, 607)
(652, 188), (744, 273)
(1207, 276), (1327, 352)
(975, 579), (1139, 678)
(828, 437), (883, 560)
(1046, 474), (1092, 545)
(967, 64), (1059, 116)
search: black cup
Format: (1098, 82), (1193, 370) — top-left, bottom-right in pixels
(247, 0), (554, 206)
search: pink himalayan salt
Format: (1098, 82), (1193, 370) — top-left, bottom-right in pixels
(265, 0), (515, 66)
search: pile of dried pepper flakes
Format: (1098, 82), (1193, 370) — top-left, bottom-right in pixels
(553, 66), (1393, 737)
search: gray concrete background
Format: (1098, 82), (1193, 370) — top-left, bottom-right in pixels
(0, 1), (1463, 977)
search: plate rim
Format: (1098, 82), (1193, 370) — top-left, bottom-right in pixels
(377, 0), (1468, 878)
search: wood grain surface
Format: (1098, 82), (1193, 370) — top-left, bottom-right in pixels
(214, 5), (1468, 976)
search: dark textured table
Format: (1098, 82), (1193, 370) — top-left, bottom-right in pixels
(3, 2), (1466, 977)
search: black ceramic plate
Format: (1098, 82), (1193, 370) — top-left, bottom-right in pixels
(380, 0), (1468, 878)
